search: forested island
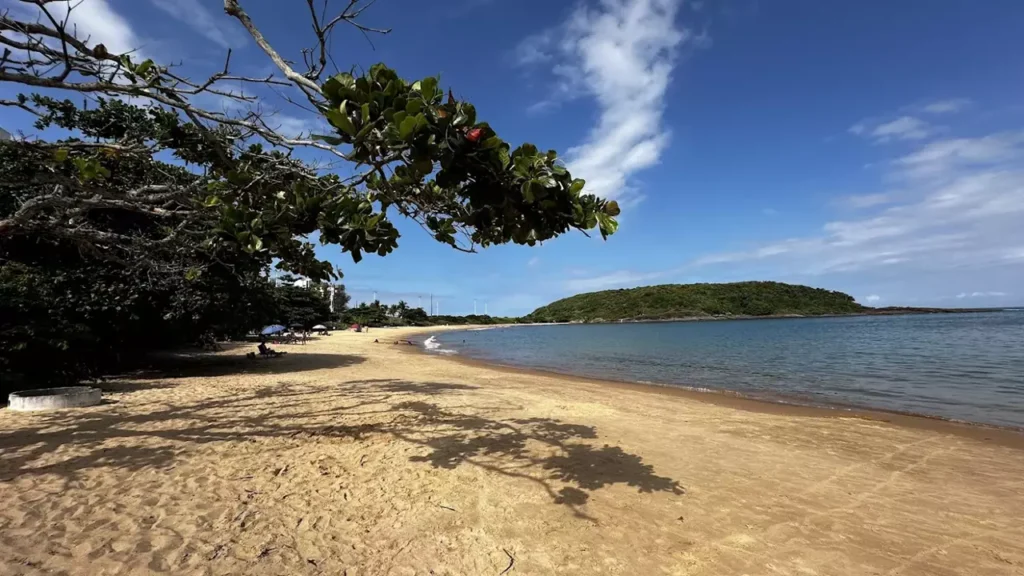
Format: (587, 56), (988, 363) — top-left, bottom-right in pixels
(526, 282), (998, 323)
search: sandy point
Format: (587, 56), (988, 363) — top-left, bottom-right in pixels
(2, 326), (1023, 575)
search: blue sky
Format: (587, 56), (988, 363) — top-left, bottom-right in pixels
(3, 0), (1023, 314)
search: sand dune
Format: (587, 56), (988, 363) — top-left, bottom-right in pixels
(2, 327), (1023, 575)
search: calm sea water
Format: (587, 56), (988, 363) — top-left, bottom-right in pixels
(427, 312), (1024, 428)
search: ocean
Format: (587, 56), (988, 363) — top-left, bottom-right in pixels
(424, 312), (1024, 428)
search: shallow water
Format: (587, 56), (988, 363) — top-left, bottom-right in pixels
(430, 312), (1024, 428)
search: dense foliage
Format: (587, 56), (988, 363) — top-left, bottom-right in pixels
(0, 3), (617, 389)
(528, 282), (866, 323)
(1, 81), (611, 388)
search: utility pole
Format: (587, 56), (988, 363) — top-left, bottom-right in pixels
(429, 293), (433, 316)
(484, 303), (488, 315)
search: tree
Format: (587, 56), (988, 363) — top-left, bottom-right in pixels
(395, 300), (409, 317)
(401, 307), (429, 325)
(271, 278), (332, 329)
(0, 1), (620, 283)
(0, 0), (619, 385)
(0, 101), (282, 386)
(328, 284), (351, 321)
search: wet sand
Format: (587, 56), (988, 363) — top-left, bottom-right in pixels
(1, 326), (1023, 575)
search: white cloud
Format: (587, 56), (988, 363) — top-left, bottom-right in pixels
(564, 269), (667, 292)
(691, 129), (1024, 278)
(514, 30), (555, 66)
(841, 193), (892, 209)
(869, 116), (933, 142)
(515, 0), (688, 207)
(922, 98), (972, 115)
(149, 0), (246, 49)
(527, 257), (540, 267)
(34, 0), (143, 55)
(956, 291), (1007, 299)
(864, 294), (881, 303)
(893, 132), (1024, 179)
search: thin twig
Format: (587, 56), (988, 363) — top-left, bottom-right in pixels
(499, 548), (515, 575)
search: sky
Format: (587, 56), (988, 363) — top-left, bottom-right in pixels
(2, 0), (1023, 315)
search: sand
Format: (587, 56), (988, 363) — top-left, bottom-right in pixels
(1, 326), (1023, 576)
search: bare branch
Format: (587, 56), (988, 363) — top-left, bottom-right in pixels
(223, 0), (323, 107)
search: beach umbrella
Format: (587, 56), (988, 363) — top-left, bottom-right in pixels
(312, 324), (327, 330)
(260, 324), (286, 335)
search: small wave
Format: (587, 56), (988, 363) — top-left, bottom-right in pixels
(423, 336), (458, 355)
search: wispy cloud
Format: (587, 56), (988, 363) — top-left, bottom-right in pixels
(35, 0), (143, 55)
(922, 98), (972, 115)
(148, 0), (246, 49)
(692, 125), (1024, 277)
(893, 131), (1024, 179)
(956, 291), (1008, 299)
(515, 0), (689, 207)
(864, 294), (881, 303)
(564, 269), (668, 292)
(851, 116), (934, 143)
(840, 193), (893, 209)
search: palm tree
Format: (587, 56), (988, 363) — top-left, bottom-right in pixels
(395, 300), (409, 317)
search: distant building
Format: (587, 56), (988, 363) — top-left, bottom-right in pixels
(0, 127), (11, 141)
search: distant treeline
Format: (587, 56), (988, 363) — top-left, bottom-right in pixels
(527, 281), (866, 323)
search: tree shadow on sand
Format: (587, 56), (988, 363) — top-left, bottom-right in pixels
(0, 378), (682, 519)
(119, 349), (366, 380)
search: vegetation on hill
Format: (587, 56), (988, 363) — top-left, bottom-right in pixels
(527, 282), (866, 323)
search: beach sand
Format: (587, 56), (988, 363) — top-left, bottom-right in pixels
(2, 326), (1023, 575)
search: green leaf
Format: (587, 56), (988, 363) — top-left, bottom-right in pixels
(498, 147), (510, 169)
(421, 76), (439, 98)
(355, 121), (375, 142)
(605, 200), (621, 217)
(521, 181), (535, 203)
(399, 115), (419, 140)
(324, 72), (355, 99)
(361, 103), (371, 124)
(569, 178), (586, 196)
(405, 99), (422, 115)
(53, 148), (69, 163)
(481, 136), (501, 150)
(203, 195), (222, 207)
(326, 101), (356, 135)
(135, 59), (154, 76)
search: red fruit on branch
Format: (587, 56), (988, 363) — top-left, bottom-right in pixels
(465, 128), (484, 143)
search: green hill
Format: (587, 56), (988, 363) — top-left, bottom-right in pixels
(528, 281), (866, 323)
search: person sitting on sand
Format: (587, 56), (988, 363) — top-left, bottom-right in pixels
(257, 336), (285, 357)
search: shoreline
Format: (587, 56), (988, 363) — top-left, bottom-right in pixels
(408, 326), (1024, 448)
(4, 326), (1024, 574)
